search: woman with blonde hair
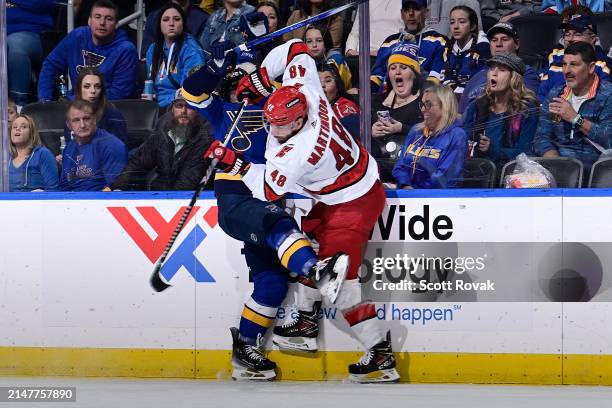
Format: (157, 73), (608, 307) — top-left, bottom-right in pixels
(8, 114), (59, 191)
(392, 84), (468, 189)
(462, 53), (540, 168)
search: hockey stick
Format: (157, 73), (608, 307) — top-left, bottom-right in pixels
(150, 99), (249, 292)
(231, 0), (368, 54)
(584, 136), (612, 160)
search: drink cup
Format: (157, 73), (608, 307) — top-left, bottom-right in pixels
(143, 80), (155, 100)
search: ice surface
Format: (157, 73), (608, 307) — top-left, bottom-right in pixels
(0, 377), (611, 408)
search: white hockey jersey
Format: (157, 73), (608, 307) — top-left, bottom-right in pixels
(242, 40), (380, 206)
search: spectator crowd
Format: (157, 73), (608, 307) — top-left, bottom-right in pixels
(5, 0), (612, 191)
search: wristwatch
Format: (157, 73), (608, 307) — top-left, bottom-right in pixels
(572, 114), (584, 129)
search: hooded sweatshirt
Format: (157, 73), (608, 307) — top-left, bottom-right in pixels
(393, 120), (468, 188)
(8, 145), (59, 191)
(38, 26), (139, 101)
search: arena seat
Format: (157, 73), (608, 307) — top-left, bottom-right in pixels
(593, 13), (612, 52)
(457, 158), (497, 188)
(511, 14), (562, 71)
(21, 101), (69, 156)
(346, 55), (377, 88)
(40, 1), (68, 59)
(112, 99), (159, 151)
(500, 157), (583, 188)
(481, 15), (497, 34)
(588, 157), (612, 188)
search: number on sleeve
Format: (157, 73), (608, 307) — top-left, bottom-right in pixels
(289, 64), (307, 79)
(270, 169), (287, 187)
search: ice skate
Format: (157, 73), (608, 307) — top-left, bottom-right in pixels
(308, 252), (349, 304)
(348, 331), (400, 383)
(273, 302), (320, 352)
(230, 327), (277, 381)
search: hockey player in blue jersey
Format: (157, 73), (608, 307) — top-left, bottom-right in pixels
(180, 42), (349, 381)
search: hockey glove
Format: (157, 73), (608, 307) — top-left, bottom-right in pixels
(211, 40), (234, 61)
(240, 11), (269, 41)
(208, 40), (237, 75)
(204, 140), (251, 176)
(236, 67), (274, 104)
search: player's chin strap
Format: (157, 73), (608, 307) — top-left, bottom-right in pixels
(149, 100), (250, 292)
(229, 0), (369, 55)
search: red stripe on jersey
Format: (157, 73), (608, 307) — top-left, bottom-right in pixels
(287, 42), (311, 66)
(264, 181), (283, 201)
(307, 144), (370, 196)
(343, 303), (377, 327)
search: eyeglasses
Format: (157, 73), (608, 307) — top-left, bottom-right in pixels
(419, 101), (439, 111)
(563, 30), (592, 39)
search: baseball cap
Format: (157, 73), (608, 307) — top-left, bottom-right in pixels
(487, 53), (526, 75)
(559, 14), (598, 34)
(402, 0), (427, 10)
(487, 22), (519, 41)
(172, 91), (192, 109)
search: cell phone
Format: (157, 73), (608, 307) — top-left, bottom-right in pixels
(377, 110), (391, 125)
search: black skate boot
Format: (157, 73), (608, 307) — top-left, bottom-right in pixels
(230, 327), (277, 381)
(272, 302), (321, 352)
(307, 252), (349, 304)
(348, 331), (400, 383)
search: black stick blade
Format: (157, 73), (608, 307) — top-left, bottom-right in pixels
(150, 266), (172, 292)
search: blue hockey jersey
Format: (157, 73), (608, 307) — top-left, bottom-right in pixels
(181, 64), (267, 195)
(538, 44), (611, 101)
(371, 30), (447, 90)
(442, 32), (491, 95)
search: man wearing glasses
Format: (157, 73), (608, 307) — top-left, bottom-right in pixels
(538, 14), (611, 101)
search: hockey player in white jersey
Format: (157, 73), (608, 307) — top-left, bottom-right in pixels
(206, 39), (400, 383)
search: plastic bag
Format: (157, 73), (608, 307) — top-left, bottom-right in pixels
(504, 154), (556, 188)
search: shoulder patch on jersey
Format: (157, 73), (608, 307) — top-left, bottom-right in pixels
(275, 145), (294, 158)
(596, 60), (611, 74)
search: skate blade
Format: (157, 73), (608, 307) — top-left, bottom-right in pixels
(231, 363), (276, 381)
(325, 254), (349, 304)
(272, 335), (318, 352)
(349, 368), (400, 383)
